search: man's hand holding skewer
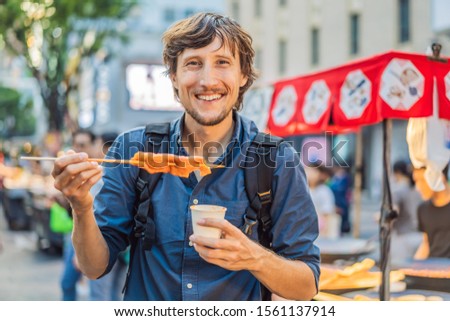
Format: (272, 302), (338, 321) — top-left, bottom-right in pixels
(52, 150), (102, 215)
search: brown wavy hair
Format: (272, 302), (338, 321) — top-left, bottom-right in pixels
(162, 12), (257, 111)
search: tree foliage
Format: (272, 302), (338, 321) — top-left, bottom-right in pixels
(0, 0), (136, 130)
(0, 86), (36, 137)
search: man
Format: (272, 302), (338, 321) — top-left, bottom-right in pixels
(413, 165), (450, 259)
(88, 131), (129, 301)
(72, 129), (97, 157)
(305, 163), (339, 239)
(52, 13), (320, 300)
(60, 129), (96, 300)
(389, 161), (422, 264)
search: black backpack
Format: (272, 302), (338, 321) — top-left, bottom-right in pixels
(129, 122), (283, 300)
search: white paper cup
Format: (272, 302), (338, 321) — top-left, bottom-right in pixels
(190, 205), (227, 238)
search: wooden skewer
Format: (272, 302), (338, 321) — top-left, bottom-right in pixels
(20, 156), (225, 168)
(21, 156), (133, 164)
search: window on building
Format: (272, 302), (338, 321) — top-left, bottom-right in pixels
(311, 28), (319, 65)
(255, 0), (262, 18)
(279, 39), (287, 74)
(164, 8), (175, 23)
(255, 48), (262, 70)
(232, 1), (239, 21)
(399, 0), (410, 43)
(350, 14), (360, 55)
(279, 0), (287, 7)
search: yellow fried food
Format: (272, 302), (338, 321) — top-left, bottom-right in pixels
(337, 258), (376, 277)
(319, 259), (405, 291)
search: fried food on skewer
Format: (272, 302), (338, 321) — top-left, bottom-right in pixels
(20, 152), (218, 178)
(130, 152), (212, 177)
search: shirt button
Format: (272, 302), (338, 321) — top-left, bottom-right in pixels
(189, 241), (193, 246)
(186, 283), (193, 289)
(193, 199), (198, 205)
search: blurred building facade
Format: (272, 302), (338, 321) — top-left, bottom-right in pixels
(227, 0), (435, 83)
(433, 0), (450, 50)
(227, 0), (444, 198)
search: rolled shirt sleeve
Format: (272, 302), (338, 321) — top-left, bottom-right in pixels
(270, 142), (321, 286)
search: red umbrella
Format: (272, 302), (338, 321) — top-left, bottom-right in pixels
(267, 50), (450, 136)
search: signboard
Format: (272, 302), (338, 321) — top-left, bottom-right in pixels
(125, 64), (182, 111)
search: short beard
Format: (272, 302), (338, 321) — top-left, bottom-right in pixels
(185, 105), (234, 126)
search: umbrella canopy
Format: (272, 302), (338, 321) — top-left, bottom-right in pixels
(252, 50), (450, 135)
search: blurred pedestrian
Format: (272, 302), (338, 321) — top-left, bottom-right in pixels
(60, 129), (96, 300)
(390, 160), (422, 264)
(413, 165), (450, 259)
(328, 166), (352, 234)
(88, 131), (129, 301)
(305, 163), (340, 239)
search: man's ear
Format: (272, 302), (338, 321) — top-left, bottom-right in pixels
(240, 74), (248, 88)
(170, 73), (178, 90)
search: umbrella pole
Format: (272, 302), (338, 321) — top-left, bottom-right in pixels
(352, 130), (363, 238)
(379, 119), (398, 301)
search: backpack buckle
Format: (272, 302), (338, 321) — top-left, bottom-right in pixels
(258, 190), (272, 205)
(136, 177), (147, 193)
(240, 214), (257, 235)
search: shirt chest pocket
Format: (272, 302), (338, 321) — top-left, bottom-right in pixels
(151, 196), (188, 245)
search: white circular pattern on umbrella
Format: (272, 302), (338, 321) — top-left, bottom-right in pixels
(302, 80), (330, 124)
(271, 85), (297, 127)
(380, 58), (424, 110)
(445, 71), (450, 101)
(340, 69), (372, 119)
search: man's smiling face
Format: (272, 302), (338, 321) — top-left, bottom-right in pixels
(170, 37), (248, 127)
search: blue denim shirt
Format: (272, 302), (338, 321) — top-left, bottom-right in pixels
(94, 112), (320, 300)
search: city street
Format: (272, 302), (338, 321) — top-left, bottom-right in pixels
(0, 193), (381, 301)
(0, 0), (449, 311)
(0, 208), (63, 300)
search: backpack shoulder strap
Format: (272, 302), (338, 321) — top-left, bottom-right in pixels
(242, 132), (283, 301)
(138, 122), (171, 196)
(124, 123), (171, 294)
(242, 132), (283, 247)
(133, 122), (171, 251)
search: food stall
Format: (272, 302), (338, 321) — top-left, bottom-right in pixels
(1, 160), (65, 254)
(243, 45), (450, 300)
(1, 166), (32, 231)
